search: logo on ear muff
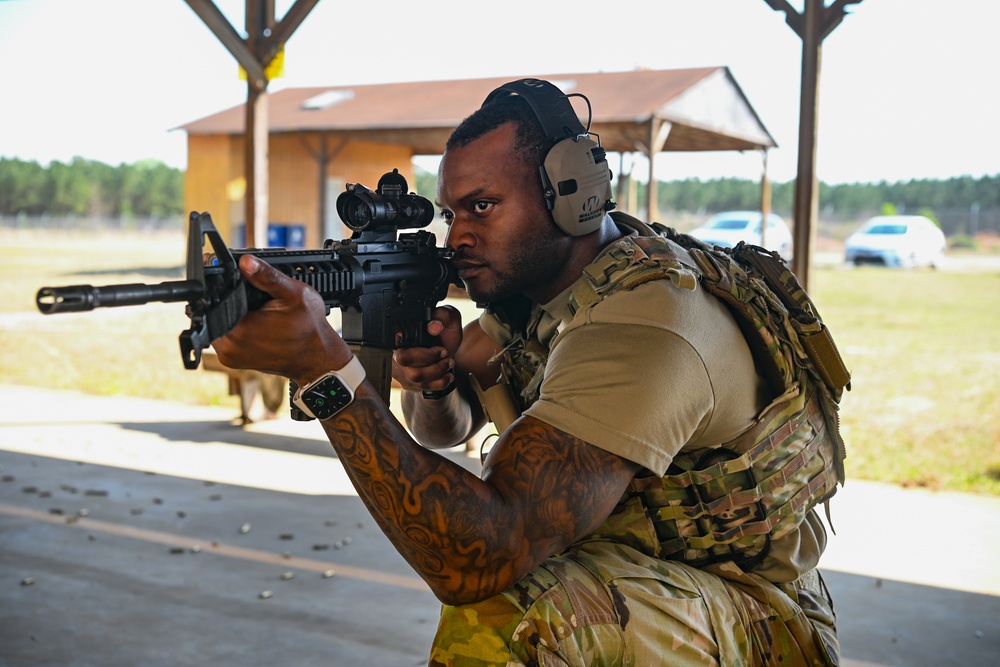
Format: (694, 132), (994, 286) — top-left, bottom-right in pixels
(482, 78), (615, 236)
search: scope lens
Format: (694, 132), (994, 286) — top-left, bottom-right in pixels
(348, 199), (372, 227)
(336, 182), (435, 231)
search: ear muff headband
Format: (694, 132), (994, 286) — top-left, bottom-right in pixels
(483, 79), (587, 142)
(482, 78), (614, 236)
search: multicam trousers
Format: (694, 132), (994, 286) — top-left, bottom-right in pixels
(428, 540), (838, 666)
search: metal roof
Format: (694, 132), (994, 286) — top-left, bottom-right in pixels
(178, 68), (776, 155)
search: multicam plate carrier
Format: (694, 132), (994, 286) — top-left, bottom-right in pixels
(484, 213), (851, 571)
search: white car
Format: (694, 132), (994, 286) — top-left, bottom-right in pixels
(688, 211), (794, 260)
(844, 215), (946, 268)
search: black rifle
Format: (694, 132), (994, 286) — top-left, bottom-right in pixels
(36, 170), (458, 419)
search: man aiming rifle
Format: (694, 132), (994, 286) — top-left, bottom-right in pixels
(212, 78), (846, 666)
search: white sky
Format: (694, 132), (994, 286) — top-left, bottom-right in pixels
(0, 0), (997, 185)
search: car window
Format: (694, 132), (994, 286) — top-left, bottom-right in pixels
(865, 224), (907, 235)
(709, 218), (751, 230)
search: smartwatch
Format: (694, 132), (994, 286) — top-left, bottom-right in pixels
(291, 356), (367, 421)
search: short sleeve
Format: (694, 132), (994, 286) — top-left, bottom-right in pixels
(524, 321), (714, 475)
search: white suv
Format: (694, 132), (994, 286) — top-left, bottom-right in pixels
(688, 211), (794, 261)
(845, 215), (946, 268)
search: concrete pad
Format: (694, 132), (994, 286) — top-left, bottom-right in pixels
(1, 383), (999, 666)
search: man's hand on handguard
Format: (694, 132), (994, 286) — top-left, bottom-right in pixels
(212, 254), (350, 387)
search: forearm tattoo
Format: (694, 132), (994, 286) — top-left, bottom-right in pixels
(321, 389), (633, 603)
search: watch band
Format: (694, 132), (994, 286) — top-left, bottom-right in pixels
(292, 356), (367, 420)
(422, 378), (458, 400)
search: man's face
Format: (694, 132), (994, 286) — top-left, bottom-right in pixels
(437, 123), (571, 304)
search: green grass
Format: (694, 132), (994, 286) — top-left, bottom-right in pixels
(811, 267), (1000, 496)
(0, 229), (230, 406)
(2, 229), (999, 495)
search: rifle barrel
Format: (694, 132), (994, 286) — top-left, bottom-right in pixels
(36, 280), (204, 314)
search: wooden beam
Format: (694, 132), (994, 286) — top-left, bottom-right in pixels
(763, 0), (803, 35)
(821, 0), (864, 39)
(184, 0), (266, 89)
(261, 0), (321, 64)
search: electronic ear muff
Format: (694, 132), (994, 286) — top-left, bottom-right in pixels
(482, 78), (615, 236)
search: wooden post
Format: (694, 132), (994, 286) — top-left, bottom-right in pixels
(243, 0), (273, 248)
(185, 0), (320, 246)
(760, 149), (772, 250)
(244, 81), (269, 247)
(302, 133), (348, 241)
(645, 119), (672, 223)
(763, 0), (864, 287)
(791, 0), (822, 289)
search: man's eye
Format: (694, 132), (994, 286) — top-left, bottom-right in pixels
(473, 201), (493, 214)
(439, 210), (454, 225)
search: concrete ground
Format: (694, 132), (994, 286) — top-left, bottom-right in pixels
(1, 383), (998, 666)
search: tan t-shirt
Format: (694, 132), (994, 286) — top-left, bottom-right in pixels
(481, 242), (826, 581)
(526, 277), (766, 474)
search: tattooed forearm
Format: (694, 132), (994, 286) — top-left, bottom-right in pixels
(319, 386), (638, 605)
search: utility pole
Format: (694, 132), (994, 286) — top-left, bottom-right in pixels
(764, 0), (863, 290)
(184, 0), (319, 247)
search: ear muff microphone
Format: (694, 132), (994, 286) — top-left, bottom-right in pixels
(482, 78), (615, 236)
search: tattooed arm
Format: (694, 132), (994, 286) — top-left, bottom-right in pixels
(318, 396), (639, 604)
(213, 256), (640, 605)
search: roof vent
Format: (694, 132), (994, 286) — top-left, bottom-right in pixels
(301, 89), (354, 110)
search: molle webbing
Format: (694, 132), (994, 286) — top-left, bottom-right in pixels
(567, 236), (700, 316)
(633, 379), (837, 569)
(573, 230), (848, 570)
(673, 232), (849, 484)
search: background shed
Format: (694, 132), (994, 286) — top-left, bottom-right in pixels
(179, 68), (776, 246)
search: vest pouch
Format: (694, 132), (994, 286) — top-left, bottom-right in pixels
(470, 375), (520, 434)
(792, 315), (852, 400)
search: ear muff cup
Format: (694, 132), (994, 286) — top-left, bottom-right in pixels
(482, 78), (615, 237)
(542, 135), (614, 236)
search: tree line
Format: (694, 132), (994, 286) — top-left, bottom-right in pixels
(2, 156), (995, 225)
(416, 168), (997, 223)
(0, 157), (184, 218)
(650, 173), (999, 219)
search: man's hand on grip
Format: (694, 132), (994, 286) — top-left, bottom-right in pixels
(393, 305), (464, 394)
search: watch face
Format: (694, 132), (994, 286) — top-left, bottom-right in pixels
(302, 375), (353, 420)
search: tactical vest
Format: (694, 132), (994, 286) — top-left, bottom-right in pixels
(478, 214), (850, 571)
